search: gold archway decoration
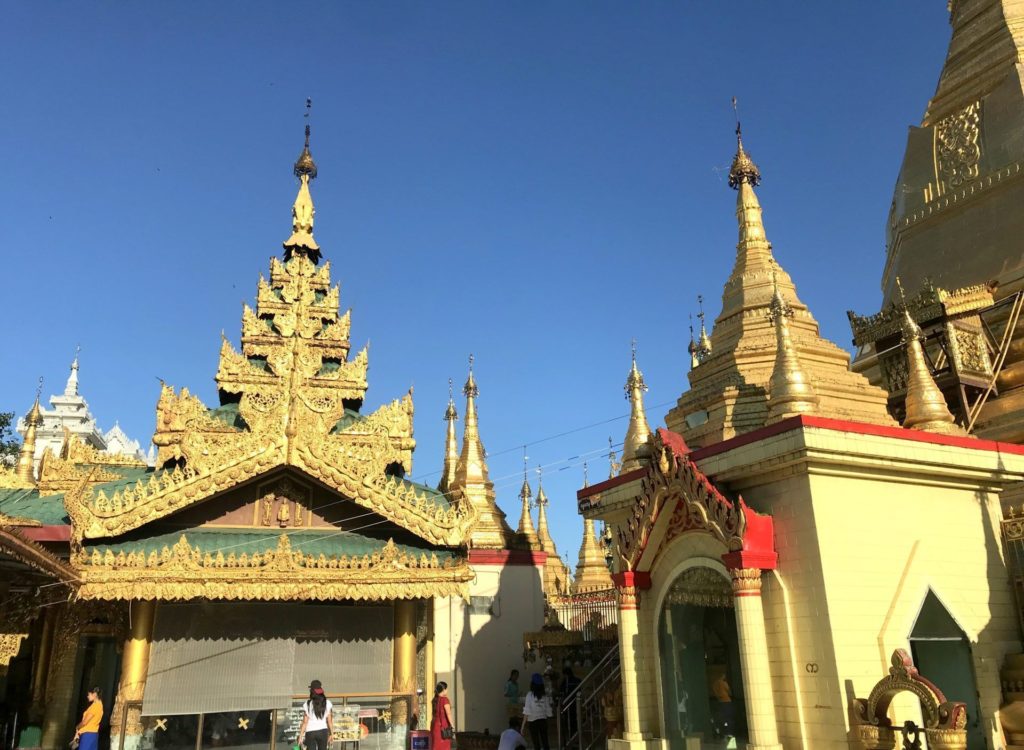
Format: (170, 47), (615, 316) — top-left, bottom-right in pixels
(851, 649), (968, 750)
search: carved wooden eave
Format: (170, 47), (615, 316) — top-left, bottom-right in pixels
(616, 428), (748, 573)
(72, 535), (471, 602)
(64, 443), (475, 547)
(0, 525), (77, 585)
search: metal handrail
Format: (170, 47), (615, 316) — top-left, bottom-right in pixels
(557, 647), (621, 750)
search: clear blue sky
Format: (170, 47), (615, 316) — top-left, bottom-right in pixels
(1, 3), (950, 563)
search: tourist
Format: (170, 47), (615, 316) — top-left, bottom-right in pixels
(430, 682), (455, 750)
(497, 717), (526, 750)
(73, 687), (103, 750)
(298, 679), (334, 750)
(521, 674), (551, 750)
(504, 669), (521, 717)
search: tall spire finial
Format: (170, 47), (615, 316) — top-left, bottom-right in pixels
(896, 277), (964, 434)
(583, 460), (589, 487)
(64, 345), (81, 397)
(696, 295), (712, 363)
(439, 377), (459, 493)
(620, 342), (652, 474)
(516, 446), (539, 547)
(283, 98), (321, 263)
(608, 436), (620, 479)
(688, 314), (699, 370)
(15, 378), (44, 485)
(767, 263), (819, 422)
(728, 98), (762, 189)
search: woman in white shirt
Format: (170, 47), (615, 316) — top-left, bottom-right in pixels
(298, 679), (334, 750)
(520, 674), (551, 750)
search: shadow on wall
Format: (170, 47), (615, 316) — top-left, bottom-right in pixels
(451, 558), (545, 736)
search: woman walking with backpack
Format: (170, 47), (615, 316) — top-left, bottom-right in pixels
(297, 680), (334, 750)
(430, 682), (455, 750)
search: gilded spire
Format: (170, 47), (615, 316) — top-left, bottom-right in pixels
(688, 315), (699, 370)
(897, 280), (965, 435)
(572, 517), (613, 594)
(607, 436), (620, 479)
(696, 295), (712, 363)
(516, 451), (540, 548)
(438, 378), (459, 494)
(620, 340), (652, 474)
(15, 380), (43, 485)
(767, 269), (819, 422)
(283, 98), (322, 263)
(535, 466), (554, 549)
(728, 100), (762, 190)
(64, 345), (80, 397)
(451, 355), (513, 548)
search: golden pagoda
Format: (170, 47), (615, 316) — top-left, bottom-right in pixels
(666, 124), (895, 447)
(571, 517), (612, 594)
(535, 468), (571, 596)
(515, 458), (541, 550)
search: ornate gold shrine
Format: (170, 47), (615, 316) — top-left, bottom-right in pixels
(52, 124), (477, 602)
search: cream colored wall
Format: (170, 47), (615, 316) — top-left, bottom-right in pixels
(806, 470), (1017, 750)
(433, 560), (546, 734)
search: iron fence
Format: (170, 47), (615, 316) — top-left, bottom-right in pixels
(548, 589), (618, 640)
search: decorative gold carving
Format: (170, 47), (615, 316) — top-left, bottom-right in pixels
(618, 431), (745, 572)
(74, 534), (471, 601)
(665, 566), (733, 608)
(0, 512), (41, 527)
(729, 567), (762, 596)
(0, 527), (77, 583)
(936, 101), (981, 189)
(615, 585), (640, 610)
(63, 431), (146, 468)
(0, 634), (27, 666)
(849, 282), (992, 346)
(851, 649), (968, 750)
(0, 466), (33, 489)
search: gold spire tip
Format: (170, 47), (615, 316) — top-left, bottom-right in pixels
(728, 98), (761, 189)
(293, 98), (317, 180)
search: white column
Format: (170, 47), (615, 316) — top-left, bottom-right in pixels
(730, 568), (782, 750)
(616, 584), (644, 742)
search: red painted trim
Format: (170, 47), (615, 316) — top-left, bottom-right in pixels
(689, 414), (1024, 462)
(577, 468), (646, 501)
(733, 591), (761, 598)
(19, 525), (71, 542)
(611, 571), (652, 590)
(468, 549), (547, 566)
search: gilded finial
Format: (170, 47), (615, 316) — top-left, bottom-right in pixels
(696, 295), (712, 363)
(896, 278), (964, 434)
(767, 265), (819, 421)
(583, 460), (589, 487)
(621, 343), (652, 473)
(687, 314), (699, 369)
(464, 354), (478, 398)
(283, 98), (321, 263)
(294, 98), (318, 180)
(444, 377), (457, 421)
(728, 98), (761, 189)
(608, 436), (620, 479)
(516, 446), (539, 547)
(15, 378), (44, 485)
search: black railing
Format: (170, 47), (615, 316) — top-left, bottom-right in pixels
(548, 589), (618, 641)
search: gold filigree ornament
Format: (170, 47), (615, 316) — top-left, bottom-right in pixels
(74, 534), (471, 601)
(67, 250), (476, 547)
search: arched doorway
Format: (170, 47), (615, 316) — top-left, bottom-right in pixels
(658, 566), (746, 750)
(909, 590), (984, 749)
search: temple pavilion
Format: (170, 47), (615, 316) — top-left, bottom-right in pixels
(0, 122), (555, 750)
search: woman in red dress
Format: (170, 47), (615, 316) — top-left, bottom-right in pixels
(430, 681), (454, 750)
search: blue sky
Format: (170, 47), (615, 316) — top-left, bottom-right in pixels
(0, 3), (950, 563)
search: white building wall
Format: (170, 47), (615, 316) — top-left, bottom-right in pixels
(433, 556), (546, 734)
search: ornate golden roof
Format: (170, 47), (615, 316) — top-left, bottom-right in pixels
(62, 127), (476, 553)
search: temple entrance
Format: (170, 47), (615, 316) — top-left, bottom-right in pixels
(908, 590), (984, 750)
(658, 567), (746, 750)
